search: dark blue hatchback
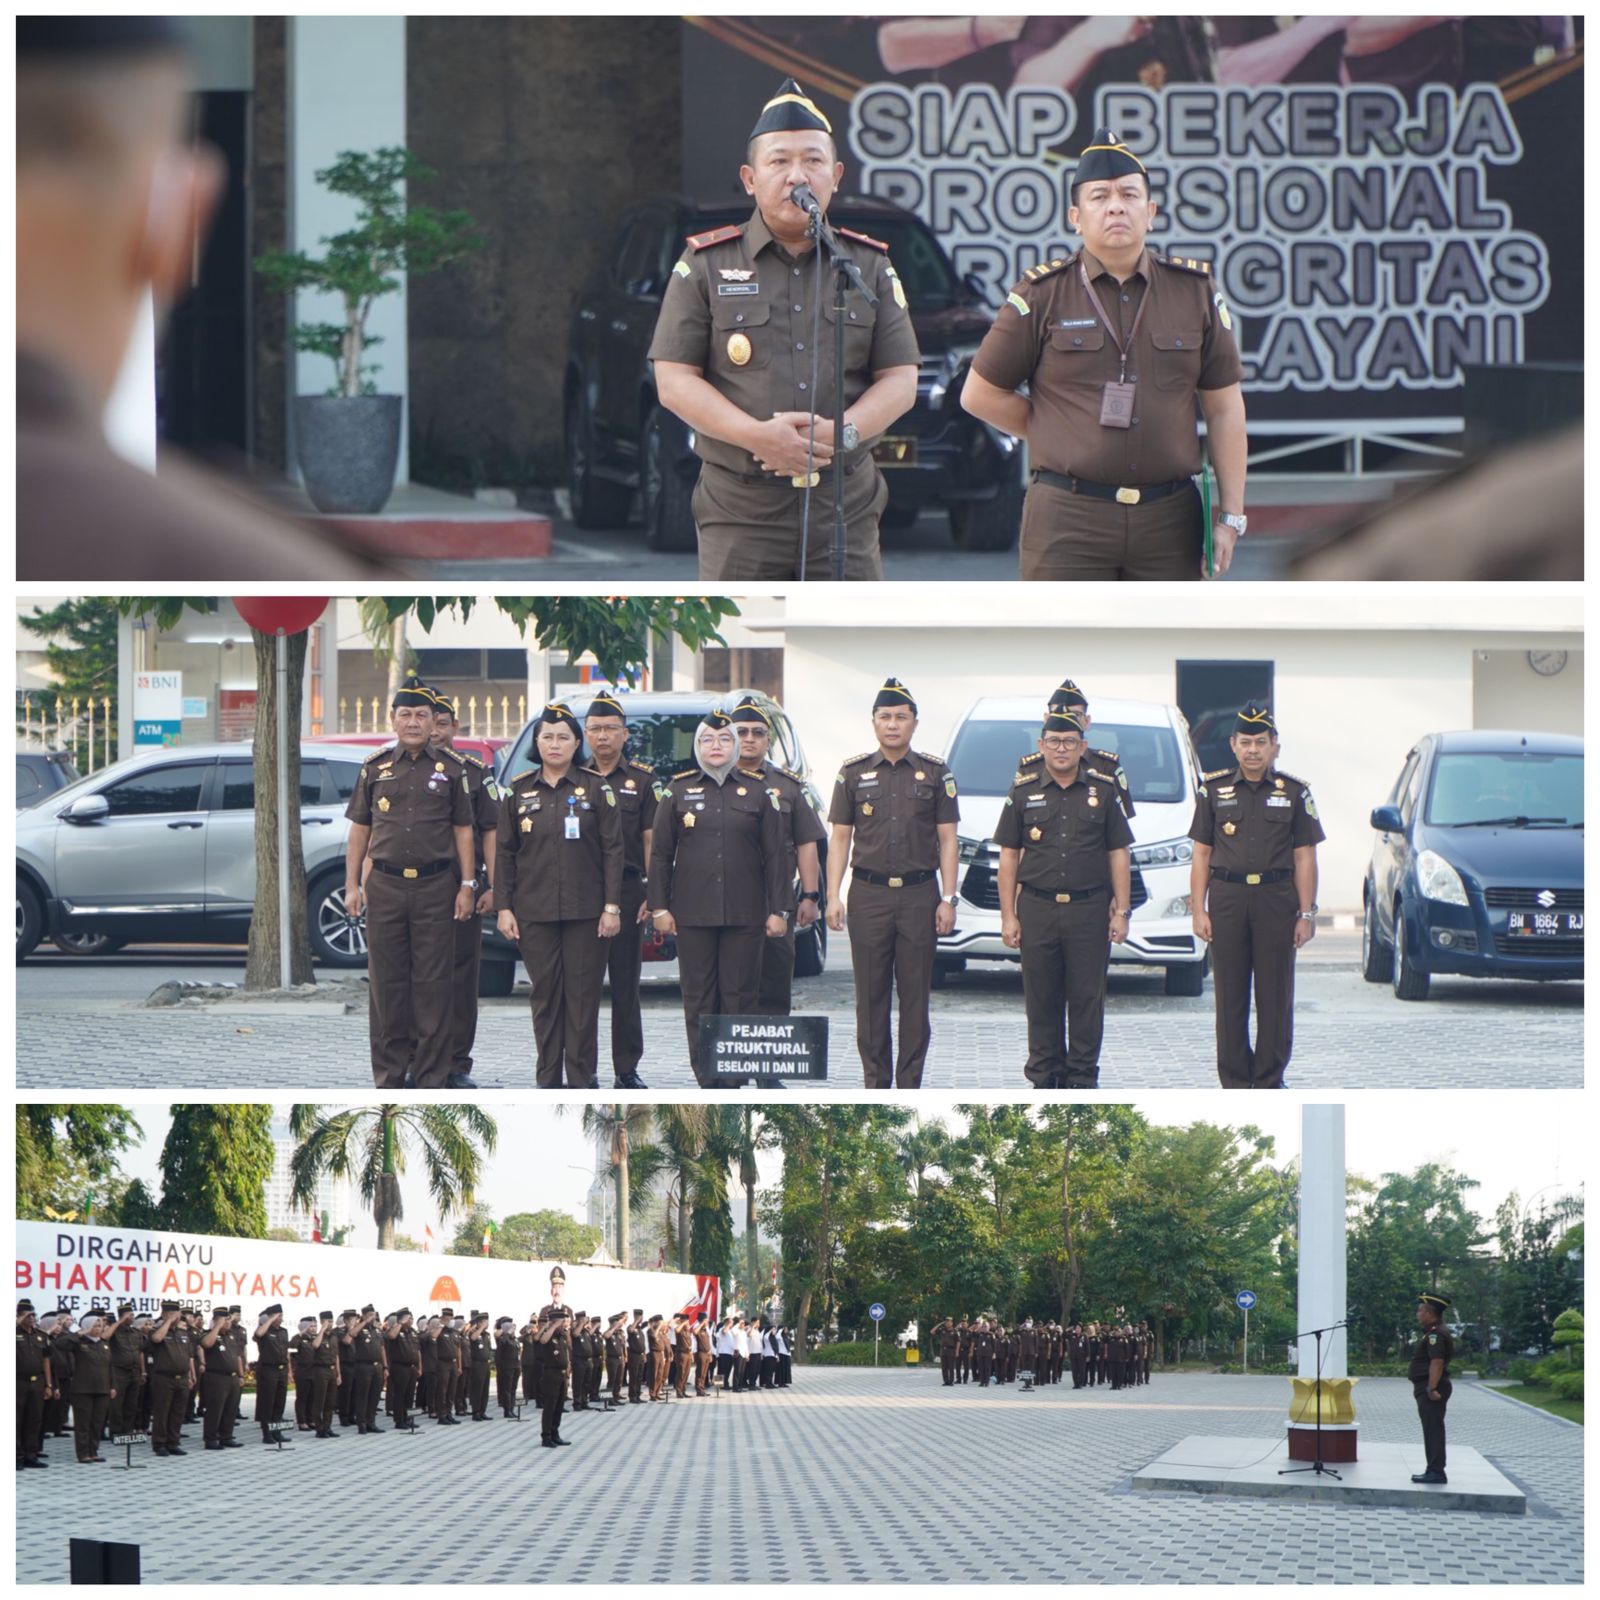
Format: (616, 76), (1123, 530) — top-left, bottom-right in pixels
(1363, 730), (1583, 1000)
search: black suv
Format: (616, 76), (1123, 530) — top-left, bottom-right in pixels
(16, 749), (80, 809)
(565, 193), (1023, 551)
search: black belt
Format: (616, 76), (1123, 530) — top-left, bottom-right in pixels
(1020, 881), (1108, 904)
(1035, 469), (1192, 506)
(853, 867), (937, 889)
(371, 857), (455, 880)
(715, 456), (867, 487)
(1210, 867), (1293, 886)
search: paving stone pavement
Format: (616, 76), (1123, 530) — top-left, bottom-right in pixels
(15, 990), (1582, 1089)
(14, 1371), (1580, 1584)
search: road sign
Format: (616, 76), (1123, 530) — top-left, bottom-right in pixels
(869, 1303), (886, 1322)
(1236, 1290), (1257, 1310)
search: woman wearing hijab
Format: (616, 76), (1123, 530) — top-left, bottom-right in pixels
(649, 710), (789, 1075)
(495, 702), (625, 1087)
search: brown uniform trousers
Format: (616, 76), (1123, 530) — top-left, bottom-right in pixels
(673, 1341), (691, 1397)
(677, 926), (766, 1066)
(604, 877), (650, 1078)
(1019, 889), (1113, 1087)
(366, 869), (458, 1088)
(649, 1338), (669, 1400)
(450, 911), (484, 1073)
(848, 876), (939, 1088)
(1020, 479), (1203, 581)
(692, 458), (888, 582)
(758, 918), (798, 1015)
(518, 920), (608, 1087)
(1208, 877), (1300, 1088)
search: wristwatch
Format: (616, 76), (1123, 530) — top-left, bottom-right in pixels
(1216, 512), (1248, 538)
(799, 889), (821, 903)
(1110, 905), (1130, 916)
(840, 420), (860, 452)
(460, 878), (477, 890)
(603, 903), (622, 916)
(943, 893), (960, 908)
(1297, 906), (1318, 922)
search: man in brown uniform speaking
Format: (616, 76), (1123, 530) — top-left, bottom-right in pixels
(1187, 705), (1324, 1088)
(961, 129), (1249, 582)
(648, 77), (919, 581)
(995, 710), (1134, 1088)
(826, 679), (960, 1088)
(344, 680), (478, 1088)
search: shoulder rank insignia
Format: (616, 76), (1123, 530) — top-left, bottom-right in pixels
(1275, 770), (1306, 788)
(1202, 767), (1233, 783)
(672, 767), (697, 782)
(1159, 254), (1212, 277)
(1018, 751), (1044, 768)
(1022, 255), (1073, 283)
(687, 224), (742, 252)
(837, 227), (889, 254)
(460, 751), (486, 768)
(842, 751), (876, 768)
(630, 758), (655, 774)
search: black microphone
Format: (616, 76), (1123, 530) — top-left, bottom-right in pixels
(788, 182), (824, 223)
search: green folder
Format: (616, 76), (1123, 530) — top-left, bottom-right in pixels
(1196, 462), (1216, 578)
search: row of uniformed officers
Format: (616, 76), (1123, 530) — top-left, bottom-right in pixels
(347, 674), (1321, 1093)
(17, 1274), (789, 1467)
(930, 1317), (1156, 1389)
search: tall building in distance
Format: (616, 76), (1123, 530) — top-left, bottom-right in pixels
(265, 1114), (355, 1241)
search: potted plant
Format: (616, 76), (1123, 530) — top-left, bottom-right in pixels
(255, 147), (481, 514)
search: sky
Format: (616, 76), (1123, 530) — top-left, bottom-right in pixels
(109, 1095), (1578, 1253)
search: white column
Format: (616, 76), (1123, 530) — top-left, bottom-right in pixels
(287, 16), (408, 482)
(1298, 1104), (1348, 1382)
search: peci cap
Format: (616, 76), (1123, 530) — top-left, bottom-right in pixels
(1234, 703), (1277, 738)
(585, 692), (627, 722)
(1043, 710), (1086, 737)
(728, 695), (771, 728)
(749, 76), (832, 141)
(1071, 128), (1147, 196)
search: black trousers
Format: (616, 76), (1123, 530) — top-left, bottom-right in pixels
(350, 1363), (379, 1429)
(571, 1359), (590, 1409)
(538, 1366), (567, 1442)
(941, 1350), (955, 1384)
(17, 1378), (45, 1461)
(255, 1365), (286, 1434)
(435, 1363), (459, 1420)
(337, 1365), (355, 1424)
(149, 1372), (186, 1450)
(1019, 889), (1111, 1087)
(628, 1351), (645, 1401)
(1415, 1382), (1451, 1473)
(469, 1362), (490, 1417)
(496, 1357), (519, 1413)
(110, 1368), (141, 1435)
(72, 1391), (109, 1461)
(201, 1371), (234, 1443)
(390, 1364), (417, 1426)
(312, 1368), (336, 1431)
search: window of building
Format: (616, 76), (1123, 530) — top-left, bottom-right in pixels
(1175, 661), (1275, 775)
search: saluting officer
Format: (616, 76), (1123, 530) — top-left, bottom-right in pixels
(495, 702), (625, 1089)
(648, 77), (919, 580)
(650, 711), (789, 1076)
(996, 710), (1134, 1088)
(533, 1269), (572, 1448)
(345, 679), (477, 1089)
(583, 693), (658, 1090)
(17, 1300), (54, 1469)
(252, 1305), (289, 1444)
(963, 129), (1248, 582)
(1188, 705), (1324, 1089)
(826, 679), (960, 1088)
(494, 1316), (521, 1418)
(729, 695), (826, 1014)
(1014, 679), (1135, 819)
(432, 1309), (463, 1426)
(1410, 1291), (1455, 1485)
(107, 1302), (143, 1439)
(429, 688), (501, 1090)
(387, 1308), (420, 1429)
(67, 1311), (114, 1464)
(626, 1310), (647, 1404)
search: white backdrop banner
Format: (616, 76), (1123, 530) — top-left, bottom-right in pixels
(15, 1221), (717, 1326)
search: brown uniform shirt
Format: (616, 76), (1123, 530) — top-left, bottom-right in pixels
(742, 760), (826, 912)
(254, 1325), (289, 1369)
(494, 765), (624, 922)
(650, 769), (788, 926)
(588, 756), (660, 878)
(454, 749), (502, 865)
(647, 209), (921, 474)
(345, 742), (474, 869)
(993, 764), (1135, 891)
(1188, 766), (1325, 874)
(18, 350), (387, 582)
(829, 749), (960, 875)
(1016, 746), (1135, 818)
(970, 246), (1241, 483)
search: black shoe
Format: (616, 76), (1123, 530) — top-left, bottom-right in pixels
(541, 1439), (556, 1448)
(205, 1442), (223, 1451)
(1411, 1471), (1448, 1484)
(614, 1072), (648, 1090)
(167, 1446), (188, 1456)
(553, 1437), (571, 1446)
(445, 1073), (479, 1089)
(366, 1425), (386, 1433)
(25, 1457), (49, 1468)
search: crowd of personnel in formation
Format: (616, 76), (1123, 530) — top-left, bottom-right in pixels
(352, 672), (1320, 1093)
(930, 1316), (1156, 1389)
(16, 1273), (793, 1467)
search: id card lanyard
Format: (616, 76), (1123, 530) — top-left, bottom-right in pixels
(1079, 260), (1148, 429)
(565, 794), (581, 840)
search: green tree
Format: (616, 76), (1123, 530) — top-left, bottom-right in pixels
(563, 1103), (656, 1267)
(266, 1226), (302, 1242)
(18, 597), (120, 763)
(116, 596), (738, 991)
(157, 1105), (275, 1238)
(1495, 1190), (1584, 1358)
(448, 1207), (600, 1262)
(288, 1103), (496, 1250)
(16, 1105), (141, 1220)
(631, 1105), (715, 1271)
(110, 1177), (160, 1230)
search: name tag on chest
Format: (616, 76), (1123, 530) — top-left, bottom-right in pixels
(1266, 795), (1292, 807)
(716, 283), (761, 296)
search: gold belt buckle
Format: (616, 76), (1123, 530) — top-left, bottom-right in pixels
(403, 867), (419, 879)
(1055, 892), (1072, 904)
(1115, 486), (1141, 505)
(790, 471), (821, 489)
(1246, 873), (1261, 885)
(887, 876), (904, 889)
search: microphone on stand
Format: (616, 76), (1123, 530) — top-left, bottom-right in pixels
(787, 182), (825, 225)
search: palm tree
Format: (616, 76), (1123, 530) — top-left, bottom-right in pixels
(288, 1103), (497, 1250)
(561, 1104), (654, 1267)
(630, 1104), (711, 1270)
(898, 1116), (953, 1204)
(735, 1107), (765, 1310)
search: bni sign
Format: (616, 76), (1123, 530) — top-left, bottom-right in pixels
(697, 1015), (828, 1083)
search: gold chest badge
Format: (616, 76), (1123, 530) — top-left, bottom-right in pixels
(683, 812), (696, 828)
(1029, 826), (1042, 841)
(727, 332), (752, 366)
(521, 816), (533, 832)
(377, 796), (391, 813)
(914, 770), (926, 781)
(1223, 821), (1237, 835)
(861, 802), (873, 817)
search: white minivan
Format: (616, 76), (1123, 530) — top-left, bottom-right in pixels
(938, 695), (1209, 995)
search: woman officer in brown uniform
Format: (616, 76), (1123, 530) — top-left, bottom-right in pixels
(649, 710), (789, 1075)
(495, 703), (624, 1087)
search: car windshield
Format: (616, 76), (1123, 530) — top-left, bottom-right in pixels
(696, 207), (965, 308)
(946, 719), (1189, 804)
(1425, 751), (1583, 827)
(502, 712), (714, 782)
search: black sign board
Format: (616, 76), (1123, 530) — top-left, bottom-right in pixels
(696, 1015), (829, 1084)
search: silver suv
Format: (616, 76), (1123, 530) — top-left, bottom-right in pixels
(16, 741), (369, 967)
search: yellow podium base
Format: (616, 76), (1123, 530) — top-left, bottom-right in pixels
(1288, 1376), (1358, 1425)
